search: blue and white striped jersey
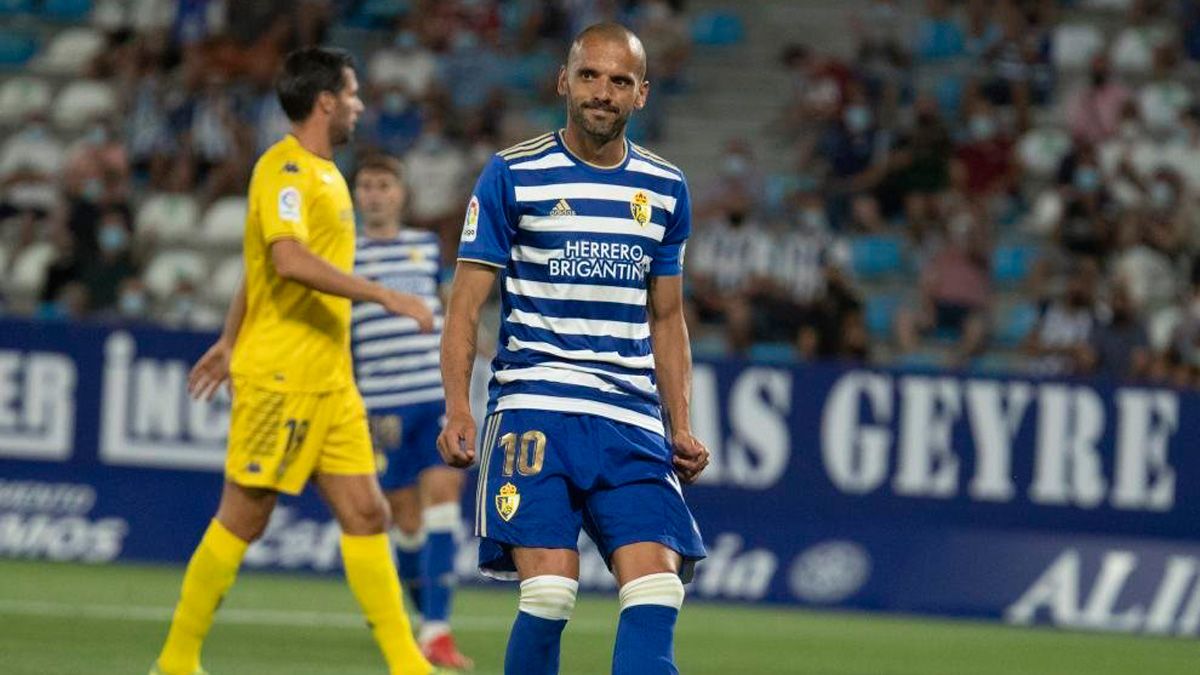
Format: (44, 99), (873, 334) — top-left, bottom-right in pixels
(351, 230), (444, 410)
(458, 131), (692, 437)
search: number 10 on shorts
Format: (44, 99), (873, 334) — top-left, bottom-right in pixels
(498, 430), (545, 477)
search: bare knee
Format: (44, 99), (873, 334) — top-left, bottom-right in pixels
(341, 495), (390, 535)
(387, 490), (421, 535)
(215, 482), (277, 542)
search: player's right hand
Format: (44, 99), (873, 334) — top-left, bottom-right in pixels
(188, 338), (232, 401)
(380, 289), (436, 333)
(437, 410), (477, 468)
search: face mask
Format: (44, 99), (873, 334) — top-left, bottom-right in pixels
(844, 105), (872, 133)
(723, 154), (749, 177)
(173, 295), (195, 317)
(83, 178), (104, 202)
(99, 224), (129, 253)
(969, 115), (996, 141)
(1120, 121), (1141, 140)
(452, 31), (479, 52)
(394, 31), (418, 50)
(1150, 180), (1175, 208)
(1074, 166), (1101, 194)
(85, 125), (109, 145)
(26, 123), (47, 140)
(801, 207), (828, 231)
(383, 92), (408, 114)
(119, 290), (147, 317)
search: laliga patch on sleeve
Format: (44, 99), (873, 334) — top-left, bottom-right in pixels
(461, 195), (480, 242)
(278, 186), (301, 222)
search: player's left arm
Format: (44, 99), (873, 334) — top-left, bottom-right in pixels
(649, 274), (709, 483)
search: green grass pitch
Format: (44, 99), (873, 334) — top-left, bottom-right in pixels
(0, 559), (1197, 674)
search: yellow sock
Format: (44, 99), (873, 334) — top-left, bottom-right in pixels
(156, 520), (248, 675)
(341, 532), (432, 675)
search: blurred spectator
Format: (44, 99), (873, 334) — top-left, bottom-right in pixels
(369, 29), (438, 98)
(160, 279), (221, 329)
(914, 0), (965, 62)
(1065, 55), (1131, 145)
(38, 223), (86, 309)
(952, 97), (1017, 202)
(82, 209), (141, 312)
(1055, 145), (1115, 258)
(360, 84), (425, 158)
(778, 44), (854, 142)
(880, 96), (953, 230)
(1164, 107), (1200, 192)
(1137, 46), (1191, 135)
(1110, 0), (1174, 75)
(110, 277), (151, 324)
(0, 115), (64, 183)
(980, 2), (1054, 113)
(699, 139), (765, 220)
(962, 0), (1002, 60)
(1111, 213), (1179, 327)
(36, 282), (89, 322)
(403, 111), (468, 237)
(1024, 263), (1100, 375)
(1083, 282), (1151, 379)
(820, 85), (892, 205)
(895, 213), (992, 366)
(634, 0), (691, 93)
(686, 202), (771, 350)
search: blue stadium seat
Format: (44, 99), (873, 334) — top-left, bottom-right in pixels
(41, 0), (92, 21)
(992, 243), (1039, 287)
(0, 0), (34, 15)
(346, 0), (411, 28)
(865, 293), (903, 340)
(691, 11), (744, 46)
(994, 302), (1039, 346)
(850, 235), (904, 280)
(0, 33), (38, 66)
(747, 342), (799, 364)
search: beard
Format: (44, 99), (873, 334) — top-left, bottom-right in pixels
(330, 112), (355, 146)
(568, 98), (629, 145)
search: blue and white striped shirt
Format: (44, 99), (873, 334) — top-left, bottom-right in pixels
(458, 131), (692, 437)
(351, 230), (445, 410)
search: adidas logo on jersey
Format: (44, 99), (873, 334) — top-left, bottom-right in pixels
(549, 199), (575, 217)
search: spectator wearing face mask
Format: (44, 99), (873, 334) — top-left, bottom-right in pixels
(1083, 282), (1150, 380)
(953, 98), (1016, 203)
(110, 277), (151, 324)
(82, 209), (142, 312)
(821, 86), (892, 197)
(1055, 145), (1115, 259)
(686, 200), (772, 350)
(360, 83), (424, 158)
(1024, 264), (1100, 376)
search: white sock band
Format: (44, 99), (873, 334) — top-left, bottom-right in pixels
(423, 502), (461, 532)
(518, 575), (579, 621)
(393, 528), (426, 552)
(619, 572), (685, 611)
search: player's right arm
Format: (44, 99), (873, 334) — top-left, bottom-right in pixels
(259, 160), (432, 331)
(270, 239), (432, 329)
(437, 262), (498, 468)
(188, 277), (246, 401)
(437, 155), (516, 468)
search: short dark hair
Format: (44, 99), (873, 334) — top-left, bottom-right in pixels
(355, 154), (405, 182)
(276, 47), (356, 122)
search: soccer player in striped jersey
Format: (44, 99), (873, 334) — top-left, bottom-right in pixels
(437, 23), (709, 675)
(351, 155), (472, 669)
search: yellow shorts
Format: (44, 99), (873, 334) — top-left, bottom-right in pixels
(225, 377), (375, 495)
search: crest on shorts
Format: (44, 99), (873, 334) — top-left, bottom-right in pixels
(630, 191), (651, 227)
(495, 482), (520, 522)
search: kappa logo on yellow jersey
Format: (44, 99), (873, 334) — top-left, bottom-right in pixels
(496, 482), (520, 522)
(630, 190), (651, 227)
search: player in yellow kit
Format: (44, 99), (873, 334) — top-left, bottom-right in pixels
(150, 48), (438, 675)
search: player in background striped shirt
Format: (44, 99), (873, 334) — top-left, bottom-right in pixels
(438, 23), (709, 675)
(351, 155), (472, 669)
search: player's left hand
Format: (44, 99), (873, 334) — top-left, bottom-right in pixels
(188, 338), (232, 401)
(670, 431), (709, 484)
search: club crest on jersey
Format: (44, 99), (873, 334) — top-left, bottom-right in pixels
(630, 191), (651, 227)
(496, 482), (520, 522)
(281, 161), (300, 174)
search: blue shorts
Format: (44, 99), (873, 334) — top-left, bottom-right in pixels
(474, 409), (706, 583)
(370, 400), (446, 491)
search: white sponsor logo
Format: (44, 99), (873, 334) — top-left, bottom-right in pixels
(820, 372), (1179, 512)
(789, 541), (871, 603)
(244, 506), (343, 571)
(0, 350), (76, 461)
(99, 333), (229, 471)
(0, 480), (127, 563)
(1007, 549), (1200, 636)
(278, 186), (301, 222)
(546, 239), (649, 281)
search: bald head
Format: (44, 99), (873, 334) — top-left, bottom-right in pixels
(568, 22), (647, 80)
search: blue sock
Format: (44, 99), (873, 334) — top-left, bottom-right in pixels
(393, 528), (425, 617)
(505, 575), (578, 675)
(419, 503), (459, 641)
(612, 573), (684, 675)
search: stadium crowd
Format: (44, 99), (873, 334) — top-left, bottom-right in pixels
(2, 0), (1199, 387)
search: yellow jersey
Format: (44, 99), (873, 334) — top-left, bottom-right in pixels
(230, 134), (357, 392)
